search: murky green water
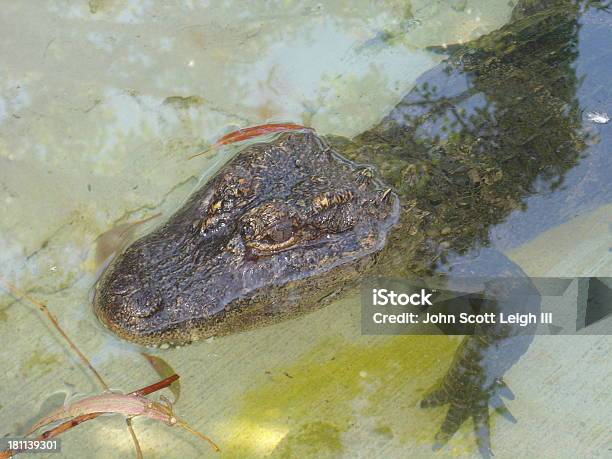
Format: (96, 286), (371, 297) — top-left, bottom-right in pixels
(1, 1), (610, 458)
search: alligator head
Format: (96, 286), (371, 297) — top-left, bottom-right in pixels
(94, 131), (400, 346)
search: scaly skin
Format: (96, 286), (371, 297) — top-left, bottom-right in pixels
(95, 132), (400, 345)
(94, 1), (609, 455)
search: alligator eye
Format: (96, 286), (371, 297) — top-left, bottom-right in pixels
(243, 219), (300, 255)
(264, 223), (293, 243)
(240, 202), (304, 254)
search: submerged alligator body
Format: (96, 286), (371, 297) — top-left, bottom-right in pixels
(94, 0), (611, 455)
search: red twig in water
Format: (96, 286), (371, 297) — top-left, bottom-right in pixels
(1, 264), (220, 457)
(0, 278), (144, 455)
(0, 375), (180, 459)
(0, 277), (108, 390)
(188, 122), (312, 159)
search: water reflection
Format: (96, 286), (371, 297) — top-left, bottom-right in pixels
(345, 1), (609, 256)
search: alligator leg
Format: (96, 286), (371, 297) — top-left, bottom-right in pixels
(420, 248), (540, 457)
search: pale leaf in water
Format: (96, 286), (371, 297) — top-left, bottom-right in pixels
(141, 353), (181, 402)
(94, 213), (161, 267)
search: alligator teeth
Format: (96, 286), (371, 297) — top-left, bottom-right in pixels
(379, 188), (392, 202)
(356, 167), (374, 185)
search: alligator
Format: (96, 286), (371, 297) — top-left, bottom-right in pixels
(93, 0), (611, 455)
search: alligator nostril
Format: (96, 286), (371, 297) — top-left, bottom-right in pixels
(131, 292), (164, 318)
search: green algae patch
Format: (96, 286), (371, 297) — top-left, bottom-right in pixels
(270, 421), (343, 459)
(217, 334), (492, 457)
(88, 0), (106, 14)
(373, 423), (394, 439)
(20, 352), (61, 377)
(163, 95), (205, 109)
